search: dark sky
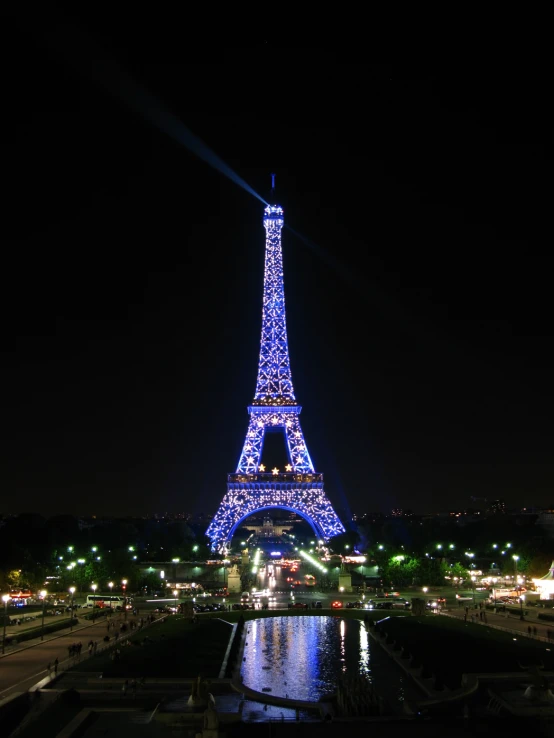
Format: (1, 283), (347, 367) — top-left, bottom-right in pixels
(1, 19), (551, 519)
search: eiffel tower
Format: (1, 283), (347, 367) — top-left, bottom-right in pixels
(206, 181), (345, 551)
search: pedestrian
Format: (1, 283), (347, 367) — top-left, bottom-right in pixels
(533, 626), (537, 636)
(528, 625), (532, 636)
(47, 662), (52, 676)
(54, 658), (58, 674)
(93, 641), (98, 654)
(122, 679), (128, 697)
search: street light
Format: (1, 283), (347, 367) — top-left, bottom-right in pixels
(122, 580), (128, 620)
(90, 584), (97, 623)
(69, 587), (76, 631)
(471, 575), (476, 607)
(491, 577), (497, 607)
(520, 593), (525, 621)
(513, 554), (520, 577)
(2, 594), (10, 654)
(173, 589), (178, 613)
(108, 581), (114, 613)
(40, 590), (47, 641)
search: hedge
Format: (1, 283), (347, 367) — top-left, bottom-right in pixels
(538, 612), (554, 622)
(4, 618), (78, 646)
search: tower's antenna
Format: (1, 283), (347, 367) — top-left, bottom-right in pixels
(270, 173), (276, 200)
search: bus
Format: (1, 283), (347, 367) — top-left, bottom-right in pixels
(85, 595), (130, 609)
(367, 597), (410, 611)
(304, 575), (316, 587)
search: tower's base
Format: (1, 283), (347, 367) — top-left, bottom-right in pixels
(206, 478), (345, 551)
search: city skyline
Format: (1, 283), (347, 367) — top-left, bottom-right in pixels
(1, 25), (551, 517)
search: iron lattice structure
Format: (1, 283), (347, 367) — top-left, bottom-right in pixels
(206, 202), (345, 551)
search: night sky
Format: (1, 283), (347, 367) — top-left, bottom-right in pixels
(1, 20), (551, 518)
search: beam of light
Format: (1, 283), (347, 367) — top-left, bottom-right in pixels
(38, 19), (266, 205)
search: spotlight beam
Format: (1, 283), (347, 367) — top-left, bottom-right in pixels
(38, 19), (267, 205)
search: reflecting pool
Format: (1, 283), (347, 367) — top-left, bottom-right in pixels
(241, 616), (423, 711)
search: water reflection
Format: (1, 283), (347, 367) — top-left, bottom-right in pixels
(359, 622), (370, 679)
(242, 616), (421, 710)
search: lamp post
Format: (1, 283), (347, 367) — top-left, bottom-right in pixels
(513, 554), (519, 578)
(40, 590), (47, 641)
(520, 593), (525, 621)
(69, 587), (76, 632)
(122, 580), (128, 620)
(173, 589), (178, 613)
(91, 584), (97, 623)
(491, 577), (497, 608)
(471, 575), (476, 607)
(2, 595), (10, 655)
(108, 582), (114, 614)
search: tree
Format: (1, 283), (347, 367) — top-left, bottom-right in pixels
(327, 531), (360, 554)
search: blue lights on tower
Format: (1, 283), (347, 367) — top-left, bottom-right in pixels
(206, 198), (345, 551)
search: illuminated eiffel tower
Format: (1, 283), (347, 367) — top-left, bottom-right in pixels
(206, 181), (345, 551)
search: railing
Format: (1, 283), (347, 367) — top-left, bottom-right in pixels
(228, 472), (324, 483)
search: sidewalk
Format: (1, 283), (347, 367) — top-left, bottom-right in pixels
(0, 613), (164, 700)
(442, 605), (554, 642)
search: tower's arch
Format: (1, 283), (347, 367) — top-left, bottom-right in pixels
(227, 505), (322, 546)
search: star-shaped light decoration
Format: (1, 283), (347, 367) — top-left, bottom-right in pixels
(285, 464), (293, 472)
(259, 464), (266, 472)
(295, 431), (302, 438)
(285, 420), (293, 428)
(246, 456), (255, 465)
(272, 467), (279, 475)
(271, 415), (279, 425)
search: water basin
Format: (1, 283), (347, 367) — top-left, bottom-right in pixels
(241, 615), (423, 712)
